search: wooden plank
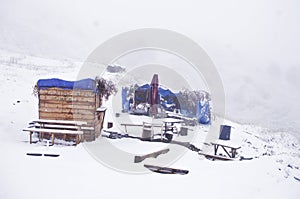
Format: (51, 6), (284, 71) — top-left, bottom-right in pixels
(39, 102), (95, 111)
(81, 126), (94, 131)
(39, 89), (96, 97)
(198, 152), (234, 161)
(33, 123), (79, 130)
(144, 164), (189, 175)
(134, 148), (170, 163)
(39, 90), (96, 97)
(39, 107), (95, 115)
(39, 112), (95, 120)
(211, 142), (241, 150)
(39, 95), (95, 103)
(39, 99), (96, 106)
(23, 127), (84, 135)
(120, 123), (162, 127)
(32, 119), (87, 125)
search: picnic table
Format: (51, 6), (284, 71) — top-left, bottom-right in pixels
(162, 118), (183, 134)
(121, 123), (162, 133)
(211, 141), (241, 158)
(23, 119), (89, 145)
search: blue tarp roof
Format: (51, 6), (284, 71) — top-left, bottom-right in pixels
(134, 84), (177, 104)
(138, 84), (150, 90)
(37, 78), (96, 92)
(158, 87), (176, 98)
(136, 84), (176, 96)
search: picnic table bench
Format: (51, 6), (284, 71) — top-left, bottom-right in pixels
(199, 141), (241, 161)
(23, 119), (89, 145)
(121, 123), (162, 133)
(211, 141), (241, 158)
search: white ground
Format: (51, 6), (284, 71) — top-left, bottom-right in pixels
(0, 51), (299, 199)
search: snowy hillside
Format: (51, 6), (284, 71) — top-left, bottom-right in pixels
(0, 51), (299, 199)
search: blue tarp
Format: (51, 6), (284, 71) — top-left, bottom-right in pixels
(122, 87), (129, 112)
(159, 87), (177, 104)
(37, 78), (97, 92)
(139, 84), (150, 90)
(133, 84), (212, 124)
(197, 101), (211, 124)
(134, 84), (177, 105)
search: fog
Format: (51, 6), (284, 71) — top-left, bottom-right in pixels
(1, 0), (299, 135)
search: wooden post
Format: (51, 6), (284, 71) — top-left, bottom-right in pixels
(30, 132), (33, 144)
(232, 149), (236, 158)
(214, 144), (219, 155)
(76, 135), (79, 145)
(51, 133), (55, 145)
(221, 146), (231, 158)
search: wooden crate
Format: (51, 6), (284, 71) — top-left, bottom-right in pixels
(38, 88), (105, 142)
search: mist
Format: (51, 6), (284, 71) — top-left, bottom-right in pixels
(0, 0), (299, 135)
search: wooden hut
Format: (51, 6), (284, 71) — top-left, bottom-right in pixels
(37, 78), (106, 142)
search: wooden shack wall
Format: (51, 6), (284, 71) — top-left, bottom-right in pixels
(38, 88), (104, 141)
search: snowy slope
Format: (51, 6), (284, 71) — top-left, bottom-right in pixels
(0, 52), (299, 199)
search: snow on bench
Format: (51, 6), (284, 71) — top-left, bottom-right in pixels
(31, 119), (87, 126)
(198, 152), (235, 161)
(23, 127), (84, 135)
(32, 123), (94, 131)
(23, 119), (88, 145)
(23, 127), (83, 145)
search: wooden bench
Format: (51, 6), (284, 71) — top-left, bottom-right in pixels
(211, 142), (241, 158)
(198, 152), (235, 161)
(198, 141), (241, 161)
(121, 123), (162, 133)
(23, 119), (88, 145)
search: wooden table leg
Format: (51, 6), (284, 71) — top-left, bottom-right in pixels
(214, 145), (219, 155)
(30, 132), (33, 144)
(51, 133), (55, 145)
(232, 149), (236, 158)
(222, 146), (232, 158)
(76, 135), (79, 145)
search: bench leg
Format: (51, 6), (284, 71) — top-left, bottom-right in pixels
(29, 132), (33, 144)
(214, 145), (219, 155)
(232, 149), (236, 158)
(221, 146), (232, 158)
(76, 135), (80, 145)
(51, 134), (55, 145)
(39, 132), (44, 141)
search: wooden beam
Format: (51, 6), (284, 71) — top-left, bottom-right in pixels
(134, 148), (170, 163)
(144, 164), (189, 175)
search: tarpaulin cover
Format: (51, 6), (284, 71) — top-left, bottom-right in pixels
(37, 78), (96, 92)
(158, 87), (177, 103)
(122, 87), (129, 112)
(139, 84), (150, 90)
(197, 101), (211, 124)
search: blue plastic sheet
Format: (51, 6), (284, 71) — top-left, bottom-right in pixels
(37, 78), (96, 92)
(197, 101), (211, 124)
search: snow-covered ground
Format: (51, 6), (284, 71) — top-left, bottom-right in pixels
(0, 51), (299, 199)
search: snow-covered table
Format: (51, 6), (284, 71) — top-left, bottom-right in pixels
(23, 119), (88, 145)
(211, 141), (241, 158)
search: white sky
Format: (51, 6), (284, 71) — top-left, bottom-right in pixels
(0, 0), (299, 134)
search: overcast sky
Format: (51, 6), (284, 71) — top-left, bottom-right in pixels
(1, 0), (299, 135)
